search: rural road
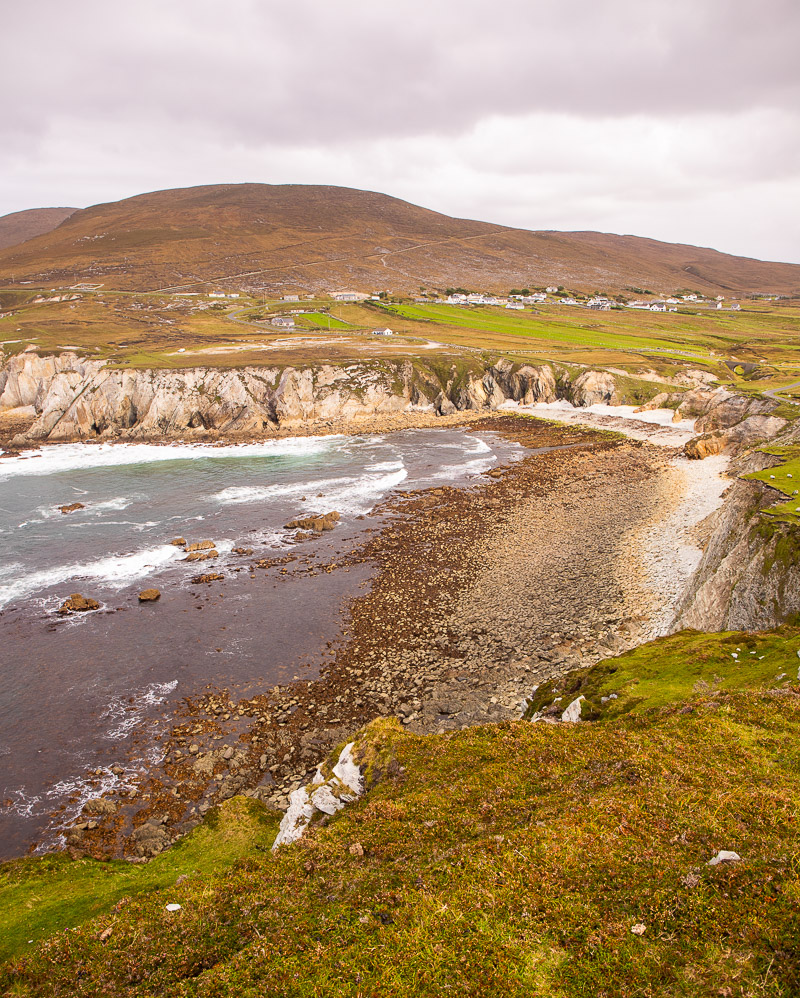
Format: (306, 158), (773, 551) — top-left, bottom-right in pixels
(763, 380), (800, 405)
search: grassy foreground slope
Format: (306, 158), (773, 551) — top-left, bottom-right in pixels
(3, 628), (800, 996)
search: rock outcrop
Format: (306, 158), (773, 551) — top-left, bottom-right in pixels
(681, 387), (786, 458)
(675, 450), (800, 631)
(0, 351), (596, 444)
(58, 593), (100, 614)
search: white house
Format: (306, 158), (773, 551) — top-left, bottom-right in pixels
(209, 292), (226, 298)
(271, 316), (296, 328)
(505, 302), (524, 310)
(447, 294), (468, 304)
(372, 327), (394, 336)
(333, 291), (364, 302)
(283, 294), (299, 302)
(650, 302), (667, 312)
(546, 286), (558, 293)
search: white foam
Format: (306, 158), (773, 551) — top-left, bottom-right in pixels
(0, 543), (182, 609)
(214, 467), (410, 515)
(101, 679), (179, 740)
(0, 436), (342, 480)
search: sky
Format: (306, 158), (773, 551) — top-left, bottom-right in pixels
(3, 0), (799, 263)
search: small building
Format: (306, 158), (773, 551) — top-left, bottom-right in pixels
(271, 316), (296, 328)
(371, 327), (394, 336)
(333, 291), (362, 302)
(650, 302), (667, 312)
(546, 286), (558, 293)
(505, 303), (524, 310)
(731, 303), (741, 311)
(283, 295), (299, 302)
(209, 292), (226, 298)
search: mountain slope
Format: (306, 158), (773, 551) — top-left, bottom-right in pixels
(0, 184), (797, 295)
(0, 207), (77, 252)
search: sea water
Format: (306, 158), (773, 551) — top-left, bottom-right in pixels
(0, 427), (522, 856)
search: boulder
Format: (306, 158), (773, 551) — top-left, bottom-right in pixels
(82, 797), (118, 816)
(138, 588), (161, 602)
(58, 593), (100, 614)
(58, 502), (85, 514)
(185, 539), (215, 552)
(285, 511), (340, 532)
(191, 572), (224, 584)
(184, 549), (219, 562)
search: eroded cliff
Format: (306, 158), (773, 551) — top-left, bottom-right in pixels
(0, 351), (625, 445)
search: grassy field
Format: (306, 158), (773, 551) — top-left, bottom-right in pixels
(3, 627), (800, 995)
(294, 312), (352, 330)
(2, 290), (800, 397)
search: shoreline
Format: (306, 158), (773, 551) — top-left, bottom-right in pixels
(29, 410), (734, 863)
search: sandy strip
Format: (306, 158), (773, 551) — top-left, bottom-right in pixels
(515, 399), (733, 639)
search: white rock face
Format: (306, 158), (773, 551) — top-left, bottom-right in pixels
(561, 696), (585, 723)
(272, 742), (363, 850)
(0, 352), (563, 443)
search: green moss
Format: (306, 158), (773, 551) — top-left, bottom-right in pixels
(525, 627), (800, 722)
(0, 796), (280, 963)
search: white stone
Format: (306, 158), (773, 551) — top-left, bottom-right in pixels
(332, 742), (363, 795)
(707, 850), (741, 866)
(561, 696), (585, 723)
(272, 787), (314, 849)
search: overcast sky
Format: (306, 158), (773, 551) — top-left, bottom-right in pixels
(3, 0), (799, 262)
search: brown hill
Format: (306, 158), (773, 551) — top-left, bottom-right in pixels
(0, 184), (797, 296)
(0, 207), (77, 252)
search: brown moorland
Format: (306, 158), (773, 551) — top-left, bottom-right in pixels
(0, 183), (798, 296)
(0, 207), (77, 252)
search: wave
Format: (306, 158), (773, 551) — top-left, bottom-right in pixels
(0, 544), (183, 610)
(213, 467), (409, 515)
(0, 436), (343, 480)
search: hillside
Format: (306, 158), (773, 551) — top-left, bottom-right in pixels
(0, 207), (76, 252)
(3, 628), (800, 994)
(0, 184), (798, 296)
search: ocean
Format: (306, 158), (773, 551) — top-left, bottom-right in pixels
(0, 427), (523, 856)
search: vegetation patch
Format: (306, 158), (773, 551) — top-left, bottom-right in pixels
(4, 629), (800, 994)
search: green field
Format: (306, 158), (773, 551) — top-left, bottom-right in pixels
(294, 311), (352, 329)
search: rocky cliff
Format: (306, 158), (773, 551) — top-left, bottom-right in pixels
(675, 445), (800, 632)
(0, 351), (624, 445)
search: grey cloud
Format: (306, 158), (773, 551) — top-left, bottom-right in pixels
(3, 0), (799, 151)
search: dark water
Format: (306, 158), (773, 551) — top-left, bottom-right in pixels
(0, 428), (522, 857)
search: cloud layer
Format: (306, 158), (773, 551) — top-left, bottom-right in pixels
(3, 0), (799, 261)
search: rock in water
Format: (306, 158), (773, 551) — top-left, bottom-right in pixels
(58, 502), (85, 514)
(138, 588), (161, 602)
(284, 511), (341, 532)
(184, 550), (219, 562)
(58, 593), (100, 614)
(185, 539), (216, 551)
